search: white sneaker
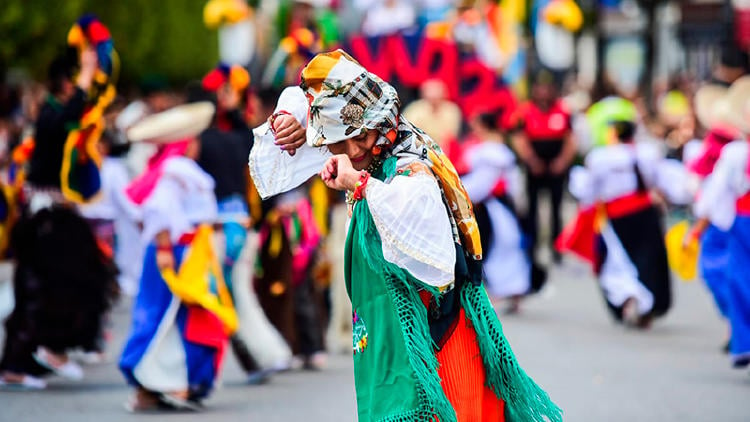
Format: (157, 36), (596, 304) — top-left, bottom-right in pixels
(33, 348), (84, 381)
(0, 374), (47, 390)
(70, 350), (108, 365)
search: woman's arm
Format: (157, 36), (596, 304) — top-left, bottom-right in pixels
(366, 171), (456, 287)
(321, 155), (456, 287)
(248, 87), (331, 199)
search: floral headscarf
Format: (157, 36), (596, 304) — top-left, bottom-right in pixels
(300, 50), (483, 261)
(301, 50), (400, 148)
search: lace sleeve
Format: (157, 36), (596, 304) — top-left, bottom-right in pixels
(365, 172), (456, 287)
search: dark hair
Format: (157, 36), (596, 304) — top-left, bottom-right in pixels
(185, 80), (216, 105)
(101, 128), (130, 157)
(475, 108), (504, 132)
(47, 48), (77, 95)
(256, 87), (283, 109)
(611, 120), (636, 143)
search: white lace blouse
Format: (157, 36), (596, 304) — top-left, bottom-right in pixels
(248, 87), (455, 287)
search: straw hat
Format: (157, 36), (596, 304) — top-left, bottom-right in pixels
(693, 84), (731, 131)
(726, 75), (750, 134)
(126, 102), (215, 143)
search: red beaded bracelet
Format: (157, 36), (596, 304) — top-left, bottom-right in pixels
(351, 171), (370, 201)
(268, 110), (292, 135)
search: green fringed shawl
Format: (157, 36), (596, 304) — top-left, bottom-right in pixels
(344, 159), (562, 421)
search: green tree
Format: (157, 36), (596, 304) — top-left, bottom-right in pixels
(1, 0), (218, 88)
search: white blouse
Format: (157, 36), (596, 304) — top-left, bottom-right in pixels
(365, 168), (456, 287)
(460, 141), (520, 204)
(248, 87), (455, 287)
(569, 142), (691, 206)
(694, 140), (750, 230)
(249, 86), (330, 199)
(141, 157), (218, 244)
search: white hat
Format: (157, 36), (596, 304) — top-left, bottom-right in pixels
(126, 102), (215, 143)
(726, 75), (750, 134)
(694, 84), (730, 130)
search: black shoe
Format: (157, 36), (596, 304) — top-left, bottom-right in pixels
(246, 369), (272, 385)
(732, 357), (750, 369)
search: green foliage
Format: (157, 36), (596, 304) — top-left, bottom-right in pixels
(1, 0), (218, 88)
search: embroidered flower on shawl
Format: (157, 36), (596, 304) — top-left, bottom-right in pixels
(340, 103), (365, 135)
(352, 310), (369, 355)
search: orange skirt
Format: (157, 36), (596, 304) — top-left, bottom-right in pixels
(436, 309), (505, 421)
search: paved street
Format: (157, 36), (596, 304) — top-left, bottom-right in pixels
(0, 258), (747, 422)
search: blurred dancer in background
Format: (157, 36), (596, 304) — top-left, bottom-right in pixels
(196, 64), (293, 381)
(0, 48), (118, 389)
(688, 77), (750, 367)
(564, 116), (690, 328)
(683, 83), (742, 351)
(119, 103), (236, 411)
(254, 185), (327, 370)
(461, 110), (546, 313)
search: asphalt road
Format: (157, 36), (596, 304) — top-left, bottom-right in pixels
(0, 258), (747, 422)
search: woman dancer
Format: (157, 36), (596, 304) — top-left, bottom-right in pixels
(461, 110), (545, 312)
(250, 50), (560, 422)
(561, 117), (690, 328)
(119, 102), (237, 411)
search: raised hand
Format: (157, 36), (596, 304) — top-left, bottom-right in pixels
(271, 113), (306, 156)
(320, 154), (359, 191)
(77, 47), (98, 91)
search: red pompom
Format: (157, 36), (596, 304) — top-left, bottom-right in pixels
(86, 20), (111, 44)
(202, 69), (227, 92)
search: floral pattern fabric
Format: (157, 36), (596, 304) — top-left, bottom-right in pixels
(299, 49), (483, 261)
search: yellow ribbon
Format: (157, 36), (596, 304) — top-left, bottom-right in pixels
(160, 225), (238, 335)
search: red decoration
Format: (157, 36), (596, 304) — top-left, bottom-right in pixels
(86, 20), (111, 44)
(555, 206), (599, 272)
(347, 33), (516, 122)
(736, 7), (750, 51)
(202, 69), (227, 92)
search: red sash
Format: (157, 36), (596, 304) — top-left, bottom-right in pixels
(605, 192), (652, 219)
(737, 193), (750, 215)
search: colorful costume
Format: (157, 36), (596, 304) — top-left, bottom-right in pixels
(562, 140), (690, 323)
(693, 140), (750, 366)
(254, 186), (326, 362)
(119, 103), (236, 404)
(249, 50), (560, 422)
(1, 18), (119, 385)
(460, 140), (543, 298)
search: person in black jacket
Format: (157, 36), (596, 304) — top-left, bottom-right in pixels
(27, 48), (97, 192)
(0, 48), (118, 390)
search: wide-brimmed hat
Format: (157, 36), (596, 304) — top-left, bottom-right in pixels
(694, 84), (732, 131)
(725, 75), (750, 134)
(127, 102), (215, 143)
